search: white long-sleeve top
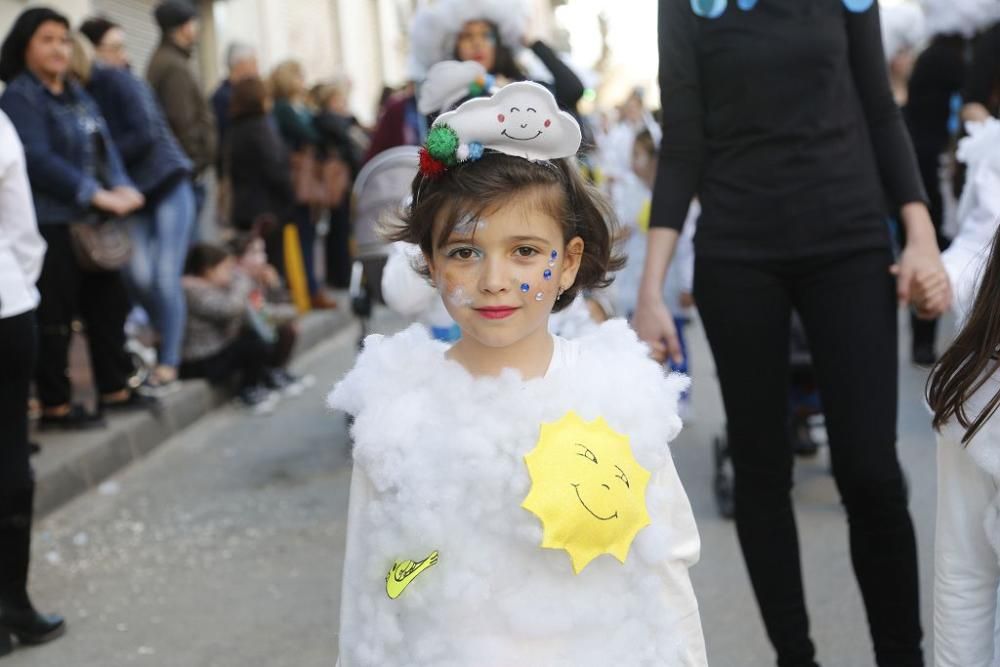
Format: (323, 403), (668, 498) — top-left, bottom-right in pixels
(934, 117), (1000, 667)
(0, 109), (45, 319)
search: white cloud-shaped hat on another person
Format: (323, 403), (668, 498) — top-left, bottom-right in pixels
(418, 60), (490, 116)
(432, 81), (581, 162)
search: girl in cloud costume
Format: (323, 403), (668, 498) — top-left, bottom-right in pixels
(329, 82), (706, 666)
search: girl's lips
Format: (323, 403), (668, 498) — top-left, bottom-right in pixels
(475, 306), (518, 320)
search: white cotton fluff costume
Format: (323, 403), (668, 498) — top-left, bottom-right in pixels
(328, 320), (706, 666)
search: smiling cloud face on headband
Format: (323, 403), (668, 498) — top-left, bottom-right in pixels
(432, 81), (582, 161)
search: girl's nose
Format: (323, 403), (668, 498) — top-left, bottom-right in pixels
(480, 257), (510, 294)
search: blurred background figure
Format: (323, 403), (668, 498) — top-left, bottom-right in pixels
(147, 0), (215, 231)
(211, 41), (258, 232)
(180, 243), (277, 413)
(78, 15), (128, 69)
(0, 7), (148, 431)
(269, 58), (337, 310)
(311, 77), (365, 291)
(366, 0), (585, 161)
(881, 2), (926, 106)
(0, 105), (64, 659)
(74, 25), (195, 394)
(225, 75), (294, 273)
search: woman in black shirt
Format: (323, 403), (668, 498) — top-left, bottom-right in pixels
(635, 1), (950, 665)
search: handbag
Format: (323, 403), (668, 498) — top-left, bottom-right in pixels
(69, 214), (132, 272)
(291, 148), (351, 208)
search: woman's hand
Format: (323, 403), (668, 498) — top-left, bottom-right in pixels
(632, 295), (682, 364)
(91, 187), (145, 217)
(892, 202), (952, 319)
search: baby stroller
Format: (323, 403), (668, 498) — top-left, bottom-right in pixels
(713, 312), (825, 519)
(348, 146), (420, 344)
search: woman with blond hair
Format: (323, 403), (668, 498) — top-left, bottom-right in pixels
(268, 59), (336, 309)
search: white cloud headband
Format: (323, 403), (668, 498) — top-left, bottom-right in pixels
(418, 81), (582, 179)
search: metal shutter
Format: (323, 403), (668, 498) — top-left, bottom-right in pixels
(91, 0), (160, 77)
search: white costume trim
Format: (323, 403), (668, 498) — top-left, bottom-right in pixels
(329, 320), (706, 666)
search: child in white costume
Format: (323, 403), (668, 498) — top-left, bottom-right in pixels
(929, 117), (1000, 667)
(329, 82), (706, 666)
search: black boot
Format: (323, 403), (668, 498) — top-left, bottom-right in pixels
(0, 483), (65, 657)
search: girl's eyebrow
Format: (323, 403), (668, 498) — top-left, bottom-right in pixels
(507, 235), (551, 244)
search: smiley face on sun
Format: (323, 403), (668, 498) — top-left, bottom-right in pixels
(522, 411), (651, 574)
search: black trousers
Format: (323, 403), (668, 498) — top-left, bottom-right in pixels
(694, 248), (922, 667)
(35, 226), (131, 408)
(0, 311), (36, 493)
(324, 201), (352, 289)
(179, 328), (270, 390)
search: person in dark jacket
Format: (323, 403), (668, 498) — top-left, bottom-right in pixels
(77, 24), (195, 391)
(312, 79), (366, 290)
(225, 76), (295, 275)
(146, 0), (215, 222)
(0, 7), (149, 430)
(634, 1), (950, 665)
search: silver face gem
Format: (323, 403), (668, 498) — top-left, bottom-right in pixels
(535, 292), (544, 302)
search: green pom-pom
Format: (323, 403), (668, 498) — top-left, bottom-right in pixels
(426, 124), (460, 164)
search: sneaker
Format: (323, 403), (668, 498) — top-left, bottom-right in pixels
(267, 369), (307, 397)
(912, 344), (938, 367)
(137, 378), (182, 399)
(237, 385), (279, 415)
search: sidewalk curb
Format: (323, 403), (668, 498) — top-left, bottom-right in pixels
(32, 310), (354, 518)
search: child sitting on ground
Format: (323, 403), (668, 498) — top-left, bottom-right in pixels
(180, 243), (277, 413)
(230, 233), (313, 395)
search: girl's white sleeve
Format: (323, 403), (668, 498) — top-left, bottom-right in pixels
(381, 242), (437, 318)
(651, 451), (708, 665)
(336, 464), (375, 667)
(934, 432), (1000, 667)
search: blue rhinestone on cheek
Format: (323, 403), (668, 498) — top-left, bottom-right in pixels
(543, 269), (552, 281)
(520, 283), (530, 293)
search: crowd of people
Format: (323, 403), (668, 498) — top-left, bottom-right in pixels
(3, 0), (1000, 664)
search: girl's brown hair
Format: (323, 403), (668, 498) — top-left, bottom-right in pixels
(387, 153), (624, 312)
(927, 226), (1000, 444)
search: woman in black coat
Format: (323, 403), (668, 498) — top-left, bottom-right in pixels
(225, 76), (295, 273)
(635, 1), (950, 665)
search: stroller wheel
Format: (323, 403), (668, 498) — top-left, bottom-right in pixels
(713, 436), (735, 520)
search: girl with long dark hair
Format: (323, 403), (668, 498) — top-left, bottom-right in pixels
(927, 116), (1000, 667)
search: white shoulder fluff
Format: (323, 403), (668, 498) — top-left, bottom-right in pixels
(328, 320), (704, 666)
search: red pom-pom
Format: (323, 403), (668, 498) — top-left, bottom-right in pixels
(419, 147), (447, 179)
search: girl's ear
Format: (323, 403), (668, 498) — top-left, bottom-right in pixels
(559, 236), (585, 292)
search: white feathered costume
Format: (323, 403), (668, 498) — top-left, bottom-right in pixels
(329, 320), (706, 666)
(933, 118), (1000, 667)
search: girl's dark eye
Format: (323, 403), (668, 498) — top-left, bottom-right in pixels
(448, 247), (479, 260)
(516, 247), (538, 258)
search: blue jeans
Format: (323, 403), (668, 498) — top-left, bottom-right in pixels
(125, 180), (196, 368)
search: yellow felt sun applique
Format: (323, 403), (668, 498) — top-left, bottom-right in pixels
(522, 411), (651, 574)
